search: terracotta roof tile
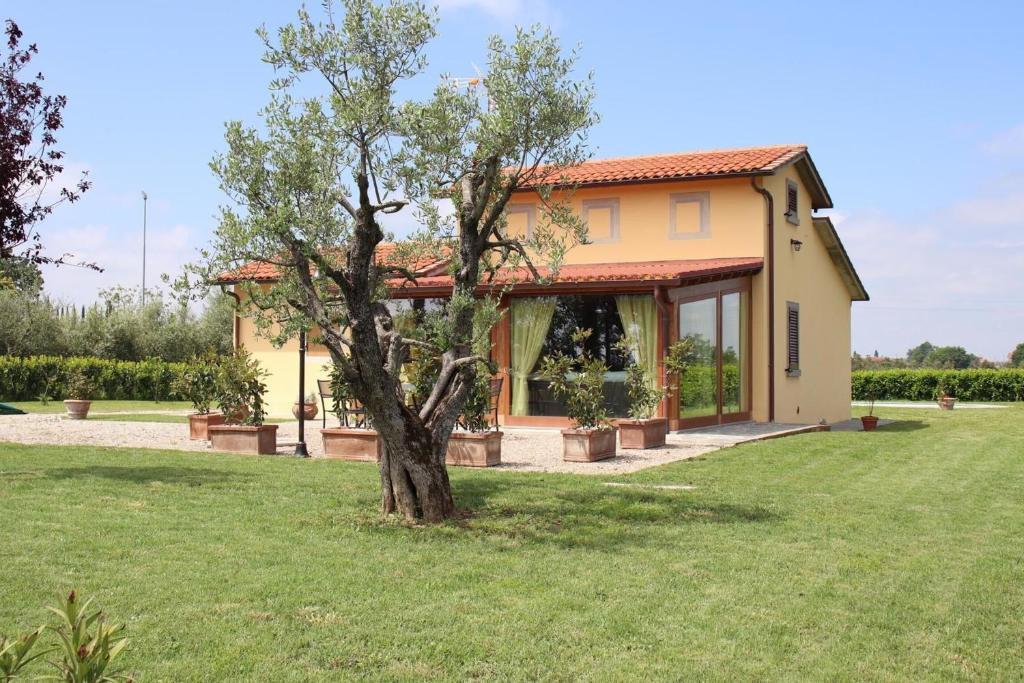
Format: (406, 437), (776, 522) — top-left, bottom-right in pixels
(216, 243), (451, 284)
(518, 144), (806, 189)
(390, 258), (763, 293)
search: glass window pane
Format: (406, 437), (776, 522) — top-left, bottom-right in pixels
(722, 292), (748, 414)
(678, 297), (717, 419)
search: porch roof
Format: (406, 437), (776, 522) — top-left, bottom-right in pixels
(389, 257), (763, 298)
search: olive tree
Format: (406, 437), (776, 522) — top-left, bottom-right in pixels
(206, 0), (596, 522)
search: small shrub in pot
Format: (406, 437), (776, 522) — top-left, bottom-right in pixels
(175, 351), (226, 439)
(62, 369), (96, 419)
(447, 366), (502, 467)
(208, 349), (277, 454)
(539, 328), (616, 462)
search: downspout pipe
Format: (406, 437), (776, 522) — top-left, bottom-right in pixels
(750, 177), (775, 423)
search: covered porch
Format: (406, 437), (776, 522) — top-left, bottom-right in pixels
(390, 257), (764, 431)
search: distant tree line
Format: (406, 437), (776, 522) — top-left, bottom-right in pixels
(0, 267), (234, 362)
(852, 340), (1024, 371)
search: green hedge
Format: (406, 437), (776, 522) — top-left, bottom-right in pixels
(0, 356), (187, 401)
(852, 369), (1024, 402)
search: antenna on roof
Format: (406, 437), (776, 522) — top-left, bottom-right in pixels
(447, 63), (492, 111)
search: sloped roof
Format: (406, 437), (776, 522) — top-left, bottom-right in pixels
(389, 258), (763, 296)
(215, 243), (451, 284)
(517, 144), (832, 209)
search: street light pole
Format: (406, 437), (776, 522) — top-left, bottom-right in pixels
(141, 191), (148, 305)
(295, 329), (309, 457)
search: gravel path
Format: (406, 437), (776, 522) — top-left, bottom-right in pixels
(0, 414), (732, 475)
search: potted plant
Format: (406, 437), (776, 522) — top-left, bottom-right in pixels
(175, 351), (225, 440)
(614, 337), (693, 449)
(936, 378), (956, 410)
(208, 349), (277, 455)
(446, 368), (502, 467)
(320, 364), (380, 461)
(539, 328), (617, 462)
(860, 388), (879, 431)
(293, 391), (319, 421)
(62, 369), (95, 420)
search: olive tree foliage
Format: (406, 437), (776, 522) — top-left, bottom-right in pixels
(201, 0), (596, 522)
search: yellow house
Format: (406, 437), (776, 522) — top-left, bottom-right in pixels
(221, 144), (868, 428)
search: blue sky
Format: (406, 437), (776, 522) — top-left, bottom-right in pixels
(8, 0), (1024, 360)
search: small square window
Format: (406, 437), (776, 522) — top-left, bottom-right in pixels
(669, 192), (710, 240)
(581, 198), (620, 243)
(505, 204), (535, 240)
(785, 179), (800, 226)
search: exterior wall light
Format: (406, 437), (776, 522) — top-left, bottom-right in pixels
(790, 239), (803, 252)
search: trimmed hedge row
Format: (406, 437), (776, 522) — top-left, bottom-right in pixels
(852, 369), (1024, 402)
(0, 356), (187, 401)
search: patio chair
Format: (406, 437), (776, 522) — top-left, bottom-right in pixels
(317, 379), (332, 429)
(318, 378), (369, 428)
(455, 376), (503, 432)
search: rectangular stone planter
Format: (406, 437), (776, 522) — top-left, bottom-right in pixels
(617, 418), (667, 449)
(188, 412), (226, 440)
(208, 424), (278, 455)
(561, 427), (617, 462)
(446, 431), (502, 467)
(320, 428), (381, 462)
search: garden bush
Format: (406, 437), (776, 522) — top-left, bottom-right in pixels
(0, 355), (187, 401)
(852, 369), (1024, 402)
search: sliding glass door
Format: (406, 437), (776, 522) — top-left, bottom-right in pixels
(678, 289), (749, 426)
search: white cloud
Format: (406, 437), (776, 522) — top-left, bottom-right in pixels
(436, 0), (557, 24)
(980, 123), (1024, 157)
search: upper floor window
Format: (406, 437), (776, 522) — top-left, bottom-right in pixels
(785, 179), (800, 225)
(505, 204), (536, 240)
(581, 198), (620, 243)
(669, 191), (710, 240)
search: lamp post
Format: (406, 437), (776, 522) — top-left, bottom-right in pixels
(141, 191), (148, 304)
(295, 329), (309, 457)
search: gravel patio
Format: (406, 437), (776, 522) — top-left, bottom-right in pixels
(0, 412), (822, 475)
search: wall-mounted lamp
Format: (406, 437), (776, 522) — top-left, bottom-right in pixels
(790, 239), (803, 252)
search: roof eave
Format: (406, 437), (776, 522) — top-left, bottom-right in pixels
(812, 216), (868, 301)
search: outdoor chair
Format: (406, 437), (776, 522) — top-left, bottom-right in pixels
(317, 378), (369, 428)
(455, 376), (503, 432)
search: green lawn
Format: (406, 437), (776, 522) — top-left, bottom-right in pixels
(1, 405), (1022, 680)
(7, 400), (192, 414)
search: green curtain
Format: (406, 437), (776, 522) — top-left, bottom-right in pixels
(510, 297), (557, 416)
(616, 295), (658, 388)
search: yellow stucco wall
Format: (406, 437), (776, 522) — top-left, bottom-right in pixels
(234, 164), (856, 425)
(509, 178), (765, 264)
(763, 167), (853, 424)
(235, 298), (335, 418)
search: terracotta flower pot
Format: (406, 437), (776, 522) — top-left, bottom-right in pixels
(208, 424), (278, 455)
(617, 417), (667, 449)
(188, 412), (226, 440)
(292, 401), (319, 420)
(561, 427), (617, 462)
(860, 415), (879, 432)
(937, 396), (956, 411)
(446, 431), (502, 467)
(320, 428), (381, 462)
(63, 399), (92, 420)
